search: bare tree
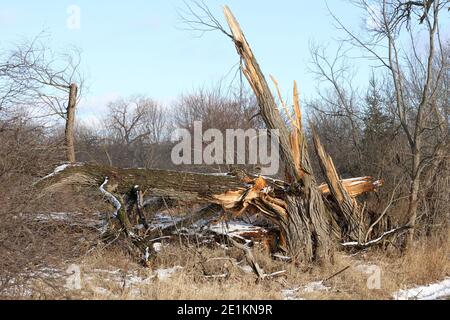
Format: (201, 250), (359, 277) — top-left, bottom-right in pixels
(308, 42), (366, 175)
(2, 34), (84, 163)
(104, 96), (167, 168)
(173, 85), (260, 132)
(327, 0), (449, 247)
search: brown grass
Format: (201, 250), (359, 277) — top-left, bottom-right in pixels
(11, 232), (447, 300)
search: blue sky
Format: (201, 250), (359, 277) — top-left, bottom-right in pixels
(0, 1), (426, 121)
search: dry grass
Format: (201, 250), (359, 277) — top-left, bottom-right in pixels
(300, 233), (449, 300)
(11, 231), (447, 300)
(1, 175), (448, 300)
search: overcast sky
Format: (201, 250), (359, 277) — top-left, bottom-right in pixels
(1, 1), (447, 123)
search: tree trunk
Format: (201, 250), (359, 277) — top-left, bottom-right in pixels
(405, 148), (421, 248)
(223, 6), (334, 264)
(312, 128), (367, 242)
(65, 83), (78, 163)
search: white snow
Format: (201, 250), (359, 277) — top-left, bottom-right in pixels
(393, 278), (450, 300)
(149, 213), (185, 231)
(303, 281), (330, 293)
(33, 212), (105, 230)
(83, 265), (184, 296)
(34, 212), (78, 222)
(282, 281), (330, 300)
(35, 163), (81, 184)
(281, 288), (302, 300)
(207, 221), (266, 238)
(239, 265), (254, 274)
(41, 164), (70, 179)
(153, 242), (162, 252)
(273, 253), (291, 261)
(155, 266), (183, 280)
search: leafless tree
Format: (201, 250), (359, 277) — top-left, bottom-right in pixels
(308, 42), (366, 175)
(174, 85), (260, 132)
(327, 0), (449, 247)
(104, 96), (167, 168)
(2, 33), (84, 163)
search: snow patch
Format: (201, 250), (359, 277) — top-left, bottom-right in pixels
(153, 242), (162, 252)
(281, 288), (304, 300)
(36, 163), (81, 183)
(33, 211), (104, 229)
(303, 281), (330, 293)
(155, 266), (183, 280)
(149, 213), (185, 231)
(239, 265), (254, 274)
(393, 278), (450, 300)
(282, 281), (330, 300)
(207, 221), (266, 238)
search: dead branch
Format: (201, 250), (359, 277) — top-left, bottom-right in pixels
(341, 226), (412, 249)
(228, 237), (265, 280)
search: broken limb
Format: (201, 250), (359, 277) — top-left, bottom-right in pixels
(99, 177), (121, 218)
(341, 226), (412, 249)
(228, 237), (265, 280)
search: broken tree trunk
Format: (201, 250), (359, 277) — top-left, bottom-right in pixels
(65, 83), (78, 163)
(223, 6), (335, 264)
(38, 163), (382, 205)
(312, 128), (366, 242)
(37, 159), (391, 263)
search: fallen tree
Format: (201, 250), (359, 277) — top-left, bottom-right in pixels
(37, 160), (387, 264)
(36, 6), (406, 266)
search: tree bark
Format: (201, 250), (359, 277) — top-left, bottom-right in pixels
(222, 6), (336, 264)
(65, 83), (78, 163)
(405, 148), (421, 248)
(312, 128), (367, 242)
(38, 162), (386, 262)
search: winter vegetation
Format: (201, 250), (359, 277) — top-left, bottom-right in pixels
(0, 1), (449, 300)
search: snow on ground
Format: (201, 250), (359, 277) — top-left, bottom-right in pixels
(32, 211), (106, 231)
(149, 213), (186, 231)
(206, 220), (267, 240)
(282, 281), (330, 300)
(82, 265), (184, 297)
(4, 264), (185, 298)
(30, 207), (267, 245)
(155, 266), (183, 280)
(149, 212), (269, 243)
(393, 278), (450, 300)
(281, 288), (304, 300)
(153, 242), (162, 252)
(302, 281), (330, 293)
(35, 163), (81, 183)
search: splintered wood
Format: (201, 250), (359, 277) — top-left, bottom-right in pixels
(318, 177), (384, 198)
